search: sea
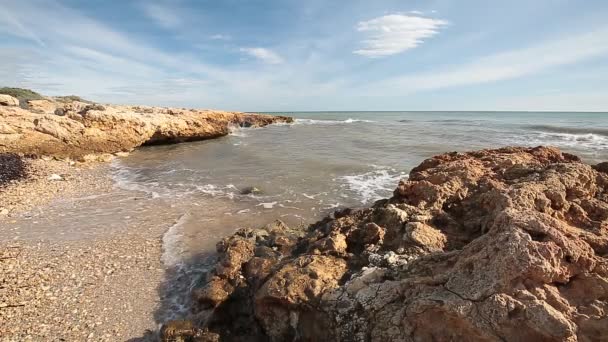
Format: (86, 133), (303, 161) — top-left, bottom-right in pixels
(5, 111), (607, 289)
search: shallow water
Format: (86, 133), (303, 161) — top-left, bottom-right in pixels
(6, 112), (608, 265)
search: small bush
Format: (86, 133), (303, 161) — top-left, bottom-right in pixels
(0, 87), (44, 108)
(55, 95), (93, 104)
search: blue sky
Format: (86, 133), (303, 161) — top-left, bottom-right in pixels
(1, 0), (608, 111)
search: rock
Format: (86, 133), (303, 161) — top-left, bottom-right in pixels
(27, 99), (57, 114)
(47, 174), (63, 181)
(240, 186), (262, 195)
(0, 123), (17, 134)
(594, 162), (608, 174)
(113, 151), (130, 157)
(0, 96), (293, 159)
(160, 147), (608, 342)
(160, 320), (200, 342)
(77, 154), (114, 163)
(0, 207), (9, 216)
(0, 94), (19, 106)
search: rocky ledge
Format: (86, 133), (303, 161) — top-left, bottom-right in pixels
(161, 146), (608, 342)
(0, 94), (292, 158)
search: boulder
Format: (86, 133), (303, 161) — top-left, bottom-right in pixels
(161, 147), (608, 342)
(240, 186), (262, 195)
(0, 94), (19, 106)
(27, 99), (57, 114)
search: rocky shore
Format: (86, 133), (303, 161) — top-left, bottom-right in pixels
(160, 147), (608, 342)
(0, 93), (292, 159)
(0, 92), (292, 216)
(0, 91), (293, 341)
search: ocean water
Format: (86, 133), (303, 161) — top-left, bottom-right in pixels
(6, 112), (608, 264)
(108, 111), (607, 263)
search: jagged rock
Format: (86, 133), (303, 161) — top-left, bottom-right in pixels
(162, 147), (608, 342)
(0, 98), (292, 158)
(240, 186), (262, 195)
(0, 94), (19, 106)
(28, 99), (57, 114)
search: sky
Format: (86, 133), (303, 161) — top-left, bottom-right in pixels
(1, 0), (608, 111)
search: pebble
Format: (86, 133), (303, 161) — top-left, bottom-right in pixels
(0, 217), (164, 341)
(47, 174), (63, 181)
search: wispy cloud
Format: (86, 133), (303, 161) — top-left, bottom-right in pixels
(354, 14), (448, 57)
(369, 26), (608, 92)
(240, 47), (284, 64)
(210, 34), (231, 40)
(140, 2), (181, 29)
(0, 10), (46, 46)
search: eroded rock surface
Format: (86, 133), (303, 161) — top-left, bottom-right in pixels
(161, 147), (608, 342)
(0, 94), (19, 107)
(0, 98), (292, 158)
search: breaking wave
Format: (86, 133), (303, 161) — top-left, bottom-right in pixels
(524, 124), (608, 136)
(337, 168), (407, 204)
(294, 118), (375, 125)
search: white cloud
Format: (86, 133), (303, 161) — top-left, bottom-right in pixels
(354, 14), (447, 57)
(210, 34), (231, 40)
(140, 2), (181, 29)
(240, 47), (284, 64)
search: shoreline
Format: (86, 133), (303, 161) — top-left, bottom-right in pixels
(0, 93), (293, 340)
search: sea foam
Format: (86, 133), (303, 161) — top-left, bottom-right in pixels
(337, 168), (407, 204)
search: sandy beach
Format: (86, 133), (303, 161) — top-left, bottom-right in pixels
(0, 156), (168, 341)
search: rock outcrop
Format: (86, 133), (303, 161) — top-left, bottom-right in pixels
(0, 95), (19, 107)
(161, 147), (608, 342)
(0, 98), (292, 158)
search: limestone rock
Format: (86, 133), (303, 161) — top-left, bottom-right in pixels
(0, 94), (19, 106)
(28, 99), (57, 114)
(0, 97), (293, 158)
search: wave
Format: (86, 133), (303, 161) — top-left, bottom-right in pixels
(337, 168), (407, 204)
(159, 213), (217, 321)
(161, 213), (190, 267)
(294, 118), (375, 125)
(111, 162), (163, 198)
(257, 201), (278, 209)
(195, 184), (239, 199)
(528, 132), (608, 150)
(228, 124), (249, 137)
(524, 124), (608, 137)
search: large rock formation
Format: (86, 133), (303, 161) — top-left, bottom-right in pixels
(161, 147), (608, 342)
(0, 98), (292, 158)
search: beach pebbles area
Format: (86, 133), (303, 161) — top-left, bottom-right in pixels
(0, 236), (163, 341)
(0, 156), (165, 341)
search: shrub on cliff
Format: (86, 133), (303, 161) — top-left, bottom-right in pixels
(0, 87), (44, 108)
(55, 95), (93, 104)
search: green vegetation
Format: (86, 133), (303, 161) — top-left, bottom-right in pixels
(0, 87), (44, 108)
(55, 95), (93, 104)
